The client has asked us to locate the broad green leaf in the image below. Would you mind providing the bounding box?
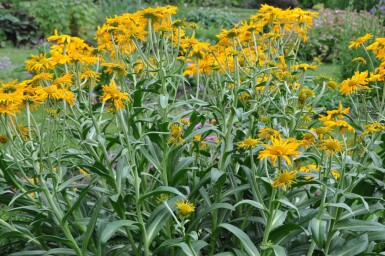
[189,203,234,231]
[100,220,139,245]
[329,234,368,256]
[325,203,354,216]
[340,202,383,220]
[271,245,287,256]
[146,205,171,244]
[334,219,385,232]
[234,199,267,211]
[271,210,287,231]
[138,186,185,204]
[277,198,300,217]
[269,224,304,245]
[368,231,385,241]
[219,223,260,256]
[81,196,105,254]
[309,218,326,249]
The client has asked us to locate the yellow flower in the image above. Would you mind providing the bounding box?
[175,198,195,218]
[299,164,318,180]
[352,57,367,64]
[301,132,316,148]
[168,123,184,145]
[238,92,251,103]
[258,127,281,141]
[319,139,343,155]
[258,137,301,166]
[311,126,330,139]
[0,135,7,144]
[362,122,385,135]
[324,120,355,134]
[331,170,340,179]
[299,87,314,105]
[100,79,130,110]
[291,63,317,71]
[326,80,338,90]
[238,137,260,150]
[349,33,372,49]
[340,71,370,96]
[156,194,170,204]
[272,170,297,190]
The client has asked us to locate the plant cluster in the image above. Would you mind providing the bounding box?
[0,3,40,47]
[1,4,385,256]
[299,8,384,78]
[28,0,98,38]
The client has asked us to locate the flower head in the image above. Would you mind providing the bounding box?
[319,139,343,155]
[168,123,184,145]
[349,34,372,49]
[340,71,370,96]
[272,170,297,190]
[0,135,7,144]
[362,122,385,135]
[238,137,260,150]
[100,79,130,110]
[175,198,195,218]
[258,137,301,166]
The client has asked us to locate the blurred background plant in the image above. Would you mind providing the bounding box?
[299,8,384,79]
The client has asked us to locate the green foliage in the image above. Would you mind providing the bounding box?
[176,7,239,42]
[300,8,384,78]
[0,5,40,47]
[29,0,98,38]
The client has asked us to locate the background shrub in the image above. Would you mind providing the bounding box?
[29,0,98,38]
[299,8,384,78]
[0,3,40,47]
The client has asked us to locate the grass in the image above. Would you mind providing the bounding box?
[0,45,38,82]
[307,64,342,81]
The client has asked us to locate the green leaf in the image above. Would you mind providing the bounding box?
[271,210,287,231]
[334,219,385,232]
[309,218,326,249]
[81,196,105,254]
[189,203,235,231]
[329,234,368,256]
[271,245,287,256]
[62,184,94,225]
[146,204,171,245]
[100,220,139,245]
[234,199,267,211]
[138,186,185,204]
[277,198,300,217]
[325,203,354,217]
[219,223,260,256]
[269,224,304,245]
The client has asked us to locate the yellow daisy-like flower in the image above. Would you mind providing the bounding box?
[238,137,260,150]
[331,170,341,179]
[352,57,367,64]
[156,194,170,204]
[168,123,184,145]
[362,122,385,135]
[326,80,338,90]
[258,137,301,166]
[175,198,195,218]
[100,79,130,110]
[258,127,281,141]
[301,132,316,148]
[324,120,355,134]
[319,139,343,155]
[299,164,318,180]
[272,170,297,190]
[0,135,7,144]
[349,33,372,49]
[340,71,370,96]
